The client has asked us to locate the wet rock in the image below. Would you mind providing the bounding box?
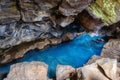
[56,65,76,80]
[4,62,48,80]
[0,0,20,24]
[88,0,120,25]
[19,0,60,22]
[101,39,120,61]
[77,58,118,80]
[59,0,93,16]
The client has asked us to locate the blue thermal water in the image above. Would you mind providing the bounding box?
[0,33,107,78]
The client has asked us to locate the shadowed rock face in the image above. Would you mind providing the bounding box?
[77,10,104,31]
[59,0,93,16]
[19,0,61,22]
[100,21,120,38]
[0,22,83,64]
[0,0,20,24]
[0,0,93,50]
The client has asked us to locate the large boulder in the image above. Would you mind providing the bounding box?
[77,58,119,80]
[4,62,48,80]
[101,39,120,61]
[56,65,76,80]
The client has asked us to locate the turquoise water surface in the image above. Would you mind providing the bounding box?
[0,33,107,78]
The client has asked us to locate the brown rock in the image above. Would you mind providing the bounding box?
[0,39,50,64]
[100,21,120,38]
[0,0,20,24]
[77,10,104,31]
[19,0,60,22]
[56,16,74,27]
[4,62,48,80]
[59,0,93,16]
[101,39,120,61]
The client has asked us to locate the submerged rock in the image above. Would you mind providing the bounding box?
[101,39,120,61]
[4,62,48,80]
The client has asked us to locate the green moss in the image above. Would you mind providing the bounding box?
[88,0,118,25]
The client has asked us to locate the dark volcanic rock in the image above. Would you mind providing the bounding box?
[100,21,120,39]
[59,0,93,16]
[0,19,54,49]
[0,0,20,24]
[19,0,61,22]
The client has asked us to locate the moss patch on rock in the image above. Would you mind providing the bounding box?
[88,0,120,25]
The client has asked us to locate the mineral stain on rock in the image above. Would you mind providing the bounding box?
[0,33,107,78]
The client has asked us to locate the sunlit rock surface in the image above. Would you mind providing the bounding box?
[101,39,120,61]
[77,58,119,80]
[4,62,48,80]
[56,65,75,80]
